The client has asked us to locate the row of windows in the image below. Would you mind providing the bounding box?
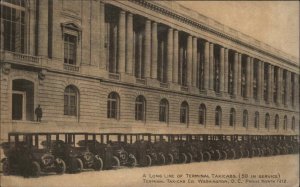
[1,1,297,107]
[63,85,296,130]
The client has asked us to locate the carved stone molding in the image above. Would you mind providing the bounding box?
[38,69,47,80]
[2,63,11,75]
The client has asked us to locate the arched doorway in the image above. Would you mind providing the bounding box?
[12,79,34,121]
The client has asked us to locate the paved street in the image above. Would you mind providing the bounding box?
[1,155,298,187]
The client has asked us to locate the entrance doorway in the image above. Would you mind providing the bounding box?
[12,92,26,120]
[12,79,34,121]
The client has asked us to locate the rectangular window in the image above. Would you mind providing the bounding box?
[64,34,77,65]
[1,2,26,53]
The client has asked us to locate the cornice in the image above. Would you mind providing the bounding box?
[130,0,298,69]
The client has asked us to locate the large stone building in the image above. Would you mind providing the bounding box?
[0,0,299,141]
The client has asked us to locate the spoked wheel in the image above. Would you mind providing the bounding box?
[214,150,221,161]
[112,156,120,169]
[70,158,83,173]
[158,153,166,165]
[2,158,10,176]
[180,153,188,164]
[128,154,137,167]
[243,150,249,158]
[203,152,211,162]
[221,151,227,160]
[197,151,204,162]
[93,155,104,171]
[55,158,66,174]
[167,154,174,165]
[227,150,235,160]
[187,153,193,163]
[145,155,152,167]
[31,161,41,177]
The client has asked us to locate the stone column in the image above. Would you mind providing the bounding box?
[220,47,225,93]
[294,74,299,108]
[173,30,179,83]
[118,10,126,73]
[209,43,214,90]
[268,64,273,103]
[249,57,254,99]
[38,0,48,56]
[144,20,151,78]
[233,53,239,96]
[91,0,101,67]
[192,37,198,87]
[187,35,193,86]
[151,22,157,79]
[224,48,229,94]
[126,13,133,74]
[204,42,210,90]
[285,71,291,106]
[100,2,106,69]
[28,0,36,55]
[167,28,173,82]
[257,61,262,101]
[237,54,242,97]
[260,62,265,101]
[276,68,282,105]
[246,57,251,98]
[0,19,3,50]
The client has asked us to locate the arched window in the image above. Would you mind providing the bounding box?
[243,110,248,128]
[229,108,235,127]
[180,101,189,124]
[265,113,270,129]
[283,115,287,130]
[215,106,222,126]
[291,117,295,131]
[199,104,206,125]
[107,92,119,119]
[135,95,146,121]
[64,85,78,116]
[254,112,259,129]
[159,99,169,122]
[275,114,279,130]
[1,0,26,53]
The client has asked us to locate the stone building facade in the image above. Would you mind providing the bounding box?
[0,0,299,141]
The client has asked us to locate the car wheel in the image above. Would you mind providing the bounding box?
[180,153,187,164]
[71,158,83,173]
[31,161,41,177]
[197,151,204,162]
[2,158,10,176]
[215,150,221,161]
[158,154,166,165]
[112,156,120,169]
[203,151,211,161]
[128,154,137,167]
[222,151,227,160]
[145,155,152,167]
[93,155,103,171]
[167,153,174,164]
[187,153,193,163]
[55,158,66,175]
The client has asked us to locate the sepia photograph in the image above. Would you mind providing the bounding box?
[0,0,299,187]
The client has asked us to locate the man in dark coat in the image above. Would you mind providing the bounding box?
[35,105,43,122]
